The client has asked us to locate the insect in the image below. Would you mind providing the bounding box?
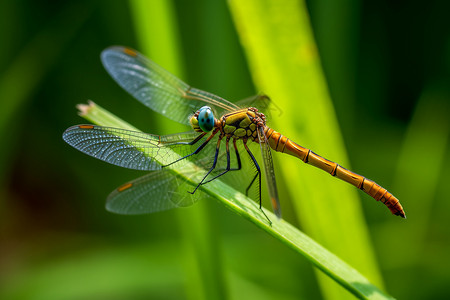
[63,46,406,221]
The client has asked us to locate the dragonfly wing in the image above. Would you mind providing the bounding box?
[235,94,270,111]
[257,127,282,218]
[62,125,202,170]
[235,94,283,119]
[101,46,239,125]
[106,169,205,214]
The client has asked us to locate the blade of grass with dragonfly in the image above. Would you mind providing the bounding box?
[229,0,386,299]
[78,101,394,299]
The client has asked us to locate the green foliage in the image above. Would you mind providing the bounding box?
[1,0,449,299]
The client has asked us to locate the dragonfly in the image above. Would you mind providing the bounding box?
[63,46,406,222]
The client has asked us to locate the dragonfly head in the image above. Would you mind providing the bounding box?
[190,106,215,132]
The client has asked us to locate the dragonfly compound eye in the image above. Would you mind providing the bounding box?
[197,106,215,132]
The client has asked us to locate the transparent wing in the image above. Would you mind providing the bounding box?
[101,46,240,125]
[235,94,270,111]
[106,169,207,214]
[62,124,205,170]
[257,127,282,218]
[106,147,219,215]
[235,94,283,119]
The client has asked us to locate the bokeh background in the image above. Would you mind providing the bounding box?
[1,0,449,299]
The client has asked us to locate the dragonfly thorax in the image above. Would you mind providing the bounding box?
[220,107,266,141]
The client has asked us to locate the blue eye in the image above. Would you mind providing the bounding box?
[198,106,215,132]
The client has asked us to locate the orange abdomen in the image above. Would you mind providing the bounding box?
[264,127,406,218]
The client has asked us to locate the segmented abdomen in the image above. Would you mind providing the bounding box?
[264,127,406,218]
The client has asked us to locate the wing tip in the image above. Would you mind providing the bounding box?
[101,45,139,60]
[271,197,282,219]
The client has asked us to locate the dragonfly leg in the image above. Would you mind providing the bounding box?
[243,140,261,207]
[202,137,242,184]
[245,173,258,197]
[188,135,223,194]
[243,140,271,225]
[243,140,258,197]
[230,138,242,171]
[174,132,208,145]
[163,130,216,168]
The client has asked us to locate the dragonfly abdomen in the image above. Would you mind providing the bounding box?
[264,127,406,218]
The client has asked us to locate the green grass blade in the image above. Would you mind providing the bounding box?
[228,0,386,299]
[129,0,184,78]
[125,1,227,299]
[77,101,394,299]
[388,84,449,267]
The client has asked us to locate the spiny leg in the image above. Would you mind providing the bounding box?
[244,139,258,196]
[243,140,271,224]
[172,132,207,146]
[162,130,215,168]
[202,137,242,184]
[245,173,258,197]
[231,138,242,171]
[188,135,223,194]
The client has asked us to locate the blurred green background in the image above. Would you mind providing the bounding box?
[1,0,449,299]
